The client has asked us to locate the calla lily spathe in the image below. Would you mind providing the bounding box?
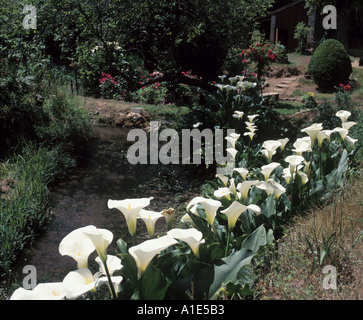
[187,196,222,226]
[220,201,260,231]
[292,140,312,155]
[214,187,232,200]
[233,167,249,180]
[261,140,282,161]
[236,180,259,201]
[62,268,99,300]
[59,226,96,269]
[301,123,323,146]
[167,228,205,257]
[82,226,113,263]
[10,283,65,300]
[108,197,154,237]
[267,179,286,200]
[138,209,164,237]
[261,162,281,181]
[129,235,178,277]
[336,110,351,124]
[285,155,305,175]
[95,255,123,276]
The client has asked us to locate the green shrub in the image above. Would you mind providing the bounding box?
[308,39,352,90]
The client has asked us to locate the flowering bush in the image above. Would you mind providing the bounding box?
[241,42,278,84]
[99,73,118,99]
[302,92,318,109]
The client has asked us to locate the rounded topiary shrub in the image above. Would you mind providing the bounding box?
[308,39,352,90]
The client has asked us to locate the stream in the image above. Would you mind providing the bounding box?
[11,125,203,286]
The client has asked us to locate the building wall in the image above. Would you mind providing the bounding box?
[272,1,309,52]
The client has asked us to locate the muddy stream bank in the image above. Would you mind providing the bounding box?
[10,125,203,287]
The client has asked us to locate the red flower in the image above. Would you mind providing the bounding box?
[344,85,351,91]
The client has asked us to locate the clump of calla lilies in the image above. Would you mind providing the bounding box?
[10,109,358,300]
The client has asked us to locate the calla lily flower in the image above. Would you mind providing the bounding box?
[221,202,261,231]
[226,147,238,160]
[233,111,244,119]
[282,168,292,184]
[261,162,281,181]
[229,178,237,196]
[59,226,96,269]
[345,135,358,147]
[261,140,282,161]
[167,228,205,257]
[333,127,349,140]
[138,209,164,237]
[336,110,351,123]
[215,173,229,186]
[95,255,123,276]
[220,201,249,231]
[129,235,178,277]
[97,276,123,295]
[297,170,309,185]
[214,187,232,200]
[292,140,312,155]
[342,121,357,130]
[82,226,113,263]
[256,181,274,196]
[301,123,323,146]
[316,131,328,148]
[108,197,154,237]
[321,130,334,142]
[277,138,289,150]
[236,180,259,201]
[245,122,258,133]
[267,179,286,200]
[10,283,65,300]
[62,268,99,300]
[234,167,249,180]
[247,114,259,122]
[244,131,255,140]
[161,208,175,230]
[181,213,194,224]
[187,197,222,226]
[285,155,305,175]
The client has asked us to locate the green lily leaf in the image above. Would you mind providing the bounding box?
[241,224,267,252]
[208,248,255,299]
[140,264,171,300]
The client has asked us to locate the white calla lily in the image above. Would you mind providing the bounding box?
[333,127,349,140]
[277,138,289,150]
[261,140,282,161]
[59,226,96,269]
[301,123,323,146]
[256,181,274,196]
[10,283,65,300]
[138,209,164,237]
[342,121,357,130]
[167,228,205,257]
[336,110,351,123]
[233,111,244,119]
[107,197,153,237]
[186,196,222,226]
[285,155,305,175]
[214,187,232,200]
[292,140,312,155]
[236,180,260,201]
[267,179,286,200]
[220,201,249,230]
[215,173,229,186]
[62,268,99,300]
[247,114,259,122]
[129,235,178,277]
[82,226,113,263]
[226,147,238,160]
[261,162,281,181]
[95,255,123,276]
[233,167,249,180]
[345,135,358,147]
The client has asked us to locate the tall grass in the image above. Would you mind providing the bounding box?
[0,144,75,276]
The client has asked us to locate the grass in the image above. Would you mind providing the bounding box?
[256,168,363,300]
[0,144,75,278]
